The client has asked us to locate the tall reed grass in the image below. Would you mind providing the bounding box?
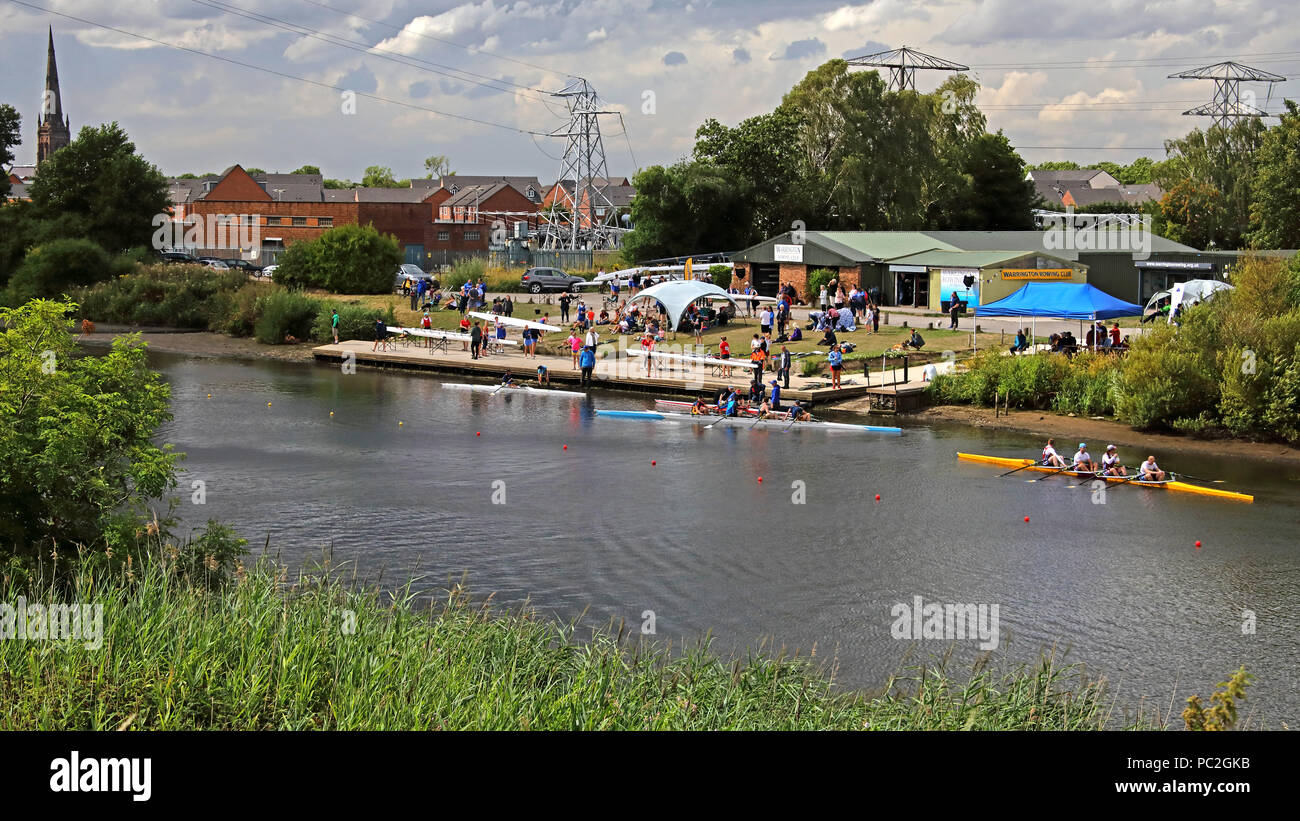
[0,555,1157,731]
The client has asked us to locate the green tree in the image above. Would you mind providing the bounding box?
[0,202,35,287]
[954,131,1037,230]
[622,162,754,261]
[1155,121,1264,249]
[4,238,112,305]
[424,155,453,178]
[291,164,321,176]
[1248,99,1300,249]
[27,122,169,253]
[245,167,266,176]
[0,298,177,566]
[323,178,354,189]
[0,103,20,199]
[1028,161,1081,171]
[362,165,403,188]
[273,223,401,293]
[693,107,807,241]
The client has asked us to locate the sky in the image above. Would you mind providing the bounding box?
[1,0,1297,182]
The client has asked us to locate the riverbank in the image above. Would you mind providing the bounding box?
[78,329,317,363]
[899,403,1300,465]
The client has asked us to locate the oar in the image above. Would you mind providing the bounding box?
[1028,464,1075,482]
[1167,471,1225,484]
[997,459,1045,478]
[490,380,511,395]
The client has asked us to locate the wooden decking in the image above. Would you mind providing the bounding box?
[312,338,925,410]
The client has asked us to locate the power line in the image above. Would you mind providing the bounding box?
[188,0,555,101]
[7,0,547,136]
[968,50,1300,70]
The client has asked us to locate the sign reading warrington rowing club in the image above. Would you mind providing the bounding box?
[774,244,803,262]
[1001,269,1073,280]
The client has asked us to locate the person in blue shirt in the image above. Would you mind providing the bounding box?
[769,379,782,410]
[827,344,844,389]
[579,345,596,388]
[723,387,739,417]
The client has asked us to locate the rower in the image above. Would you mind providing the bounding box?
[1140,455,1167,481]
[500,371,514,387]
[757,398,774,419]
[1041,437,1066,467]
[786,400,811,422]
[1100,444,1126,476]
[1071,442,1096,473]
[723,388,740,417]
[689,397,709,415]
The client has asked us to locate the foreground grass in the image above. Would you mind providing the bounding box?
[0,559,1157,730]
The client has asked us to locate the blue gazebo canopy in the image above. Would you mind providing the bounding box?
[975,282,1142,320]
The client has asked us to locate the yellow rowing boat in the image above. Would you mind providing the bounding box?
[956,453,1254,503]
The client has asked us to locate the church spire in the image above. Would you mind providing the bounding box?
[37,26,71,165]
[43,25,64,124]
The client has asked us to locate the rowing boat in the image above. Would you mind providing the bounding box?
[597,409,902,434]
[442,383,584,397]
[655,399,759,415]
[956,452,1253,503]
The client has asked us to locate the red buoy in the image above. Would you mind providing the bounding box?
[476,431,481,437]
[1195,541,1202,548]
[651,460,656,466]
[875,494,881,501]
[1024,516,1030,522]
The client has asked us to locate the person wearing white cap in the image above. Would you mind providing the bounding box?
[1071,442,1096,473]
[1100,444,1126,476]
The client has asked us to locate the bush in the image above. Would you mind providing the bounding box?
[709,264,732,290]
[442,257,487,293]
[5,238,113,304]
[272,224,401,294]
[807,268,835,302]
[75,263,248,329]
[254,289,323,344]
[310,302,393,342]
[216,282,264,337]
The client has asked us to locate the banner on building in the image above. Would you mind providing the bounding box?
[1001,268,1074,280]
[939,268,979,304]
[774,244,803,263]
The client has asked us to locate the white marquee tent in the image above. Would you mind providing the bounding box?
[626,280,743,331]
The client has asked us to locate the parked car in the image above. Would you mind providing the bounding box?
[224,258,263,274]
[197,257,231,270]
[260,264,278,279]
[158,251,198,265]
[394,263,431,292]
[520,267,586,294]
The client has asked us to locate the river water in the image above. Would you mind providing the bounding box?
[152,352,1300,725]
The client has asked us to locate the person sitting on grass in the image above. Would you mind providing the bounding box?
[903,328,925,350]
[788,325,803,342]
[819,326,838,347]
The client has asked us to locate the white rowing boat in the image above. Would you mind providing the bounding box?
[442,383,584,397]
[595,408,901,434]
[625,350,758,369]
[467,312,564,332]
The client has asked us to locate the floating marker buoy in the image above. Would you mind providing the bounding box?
[1024,516,1030,522]
[1195,541,1202,548]
[267,402,272,407]
[651,460,656,466]
[206,393,211,398]
[476,431,481,437]
[563,445,567,450]
[757,476,763,483]
[329,411,334,417]
[398,421,403,426]
[875,494,881,501]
